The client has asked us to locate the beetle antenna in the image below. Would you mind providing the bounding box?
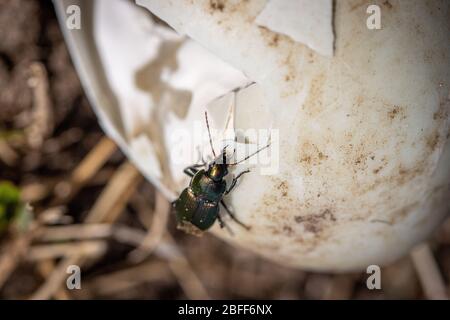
[232,136,237,161]
[222,145,228,164]
[204,111,217,158]
[228,142,271,166]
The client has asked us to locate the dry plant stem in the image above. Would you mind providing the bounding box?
[77,261,173,298]
[322,275,356,300]
[129,191,170,262]
[51,136,117,206]
[165,234,210,300]
[20,182,50,203]
[437,217,450,244]
[27,241,108,261]
[38,223,181,261]
[132,192,209,299]
[34,136,117,298]
[411,243,448,300]
[0,140,19,166]
[30,254,81,300]
[86,162,143,223]
[27,62,53,149]
[0,225,41,289]
[36,260,71,300]
[39,224,113,242]
[20,137,116,205]
[30,162,142,300]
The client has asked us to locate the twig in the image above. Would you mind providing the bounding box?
[411,242,448,300]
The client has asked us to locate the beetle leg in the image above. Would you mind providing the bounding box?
[217,212,235,235]
[183,167,196,177]
[225,169,250,194]
[220,200,250,230]
[217,214,225,228]
[183,164,204,177]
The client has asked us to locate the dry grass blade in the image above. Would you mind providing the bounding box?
[38,223,180,262]
[129,191,170,262]
[165,234,210,300]
[20,182,49,203]
[36,260,71,300]
[30,161,142,299]
[0,226,40,289]
[52,136,117,205]
[26,62,53,149]
[411,243,448,300]
[0,139,19,166]
[27,241,108,261]
[39,224,112,242]
[69,137,116,187]
[30,254,81,300]
[129,189,210,299]
[78,261,173,298]
[86,162,142,223]
[34,137,117,297]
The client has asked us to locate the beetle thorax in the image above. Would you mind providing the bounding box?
[207,163,228,181]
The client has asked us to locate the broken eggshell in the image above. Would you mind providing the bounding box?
[55,0,450,271]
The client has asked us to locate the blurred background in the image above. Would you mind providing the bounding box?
[0,0,449,299]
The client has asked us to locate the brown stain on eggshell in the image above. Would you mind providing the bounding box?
[387,105,406,120]
[294,209,337,235]
[390,201,419,224]
[257,26,281,48]
[254,176,338,253]
[203,0,315,99]
[184,0,450,267]
[297,141,329,177]
[383,1,393,9]
[302,73,326,117]
[209,0,225,12]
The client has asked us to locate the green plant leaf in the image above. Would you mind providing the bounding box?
[0,181,22,233]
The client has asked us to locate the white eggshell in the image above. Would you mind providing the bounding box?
[56,0,450,271]
[137,0,450,271]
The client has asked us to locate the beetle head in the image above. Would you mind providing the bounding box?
[208,163,228,181]
[208,147,229,181]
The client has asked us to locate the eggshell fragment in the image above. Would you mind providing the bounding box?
[56,0,450,271]
[137,0,450,271]
[255,0,334,56]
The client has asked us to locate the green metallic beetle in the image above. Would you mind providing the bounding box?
[173,112,269,235]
